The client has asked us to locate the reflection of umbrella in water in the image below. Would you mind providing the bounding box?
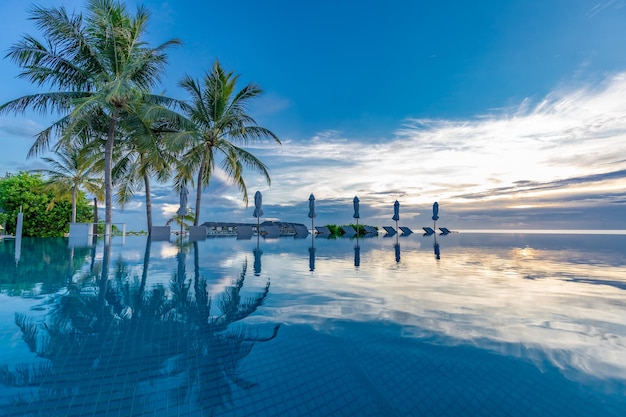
[354,244,360,267]
[308,246,316,271]
[176,240,186,281]
[394,242,400,263]
[433,234,441,260]
[15,211,23,265]
[432,202,439,231]
[253,246,263,276]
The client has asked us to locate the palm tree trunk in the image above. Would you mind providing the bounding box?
[194,162,204,227]
[93,197,99,237]
[71,186,77,223]
[104,109,119,228]
[144,172,153,233]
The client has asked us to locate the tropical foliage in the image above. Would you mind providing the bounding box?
[34,142,103,223]
[0,0,182,228]
[169,59,281,225]
[1,1,281,235]
[326,224,374,236]
[0,172,92,237]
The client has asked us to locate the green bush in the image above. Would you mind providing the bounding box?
[0,172,92,237]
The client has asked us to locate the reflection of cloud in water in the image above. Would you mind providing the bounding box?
[260,242,626,382]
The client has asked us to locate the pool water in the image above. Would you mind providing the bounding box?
[1,232,625,416]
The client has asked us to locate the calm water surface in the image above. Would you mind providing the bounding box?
[1,232,625,416]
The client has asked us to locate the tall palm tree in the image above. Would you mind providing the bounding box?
[170,60,281,226]
[0,0,181,229]
[112,115,178,233]
[34,142,103,223]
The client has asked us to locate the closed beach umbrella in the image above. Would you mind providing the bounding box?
[353,196,360,219]
[392,200,400,233]
[253,191,264,218]
[253,191,263,241]
[308,194,316,219]
[432,201,439,230]
[177,186,188,216]
[392,200,400,221]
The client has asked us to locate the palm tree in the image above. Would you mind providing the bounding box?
[170,60,281,226]
[112,116,178,233]
[0,0,181,229]
[34,142,102,223]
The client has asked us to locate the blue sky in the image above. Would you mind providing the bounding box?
[1,0,626,231]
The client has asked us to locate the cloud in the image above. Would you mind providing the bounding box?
[586,0,625,18]
[227,72,626,229]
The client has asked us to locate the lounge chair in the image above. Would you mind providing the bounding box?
[262,225,281,238]
[422,227,435,236]
[383,226,397,236]
[236,225,253,240]
[293,224,309,237]
[399,226,413,235]
[151,226,171,241]
[341,226,356,237]
[315,226,332,236]
[363,225,378,235]
[189,226,207,241]
[439,227,451,235]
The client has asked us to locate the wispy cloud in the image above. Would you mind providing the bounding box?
[231,73,626,228]
[586,0,625,18]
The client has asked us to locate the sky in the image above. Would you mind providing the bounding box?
[1,0,626,231]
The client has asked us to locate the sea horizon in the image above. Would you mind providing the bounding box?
[454,229,626,235]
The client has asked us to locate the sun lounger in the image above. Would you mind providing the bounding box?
[383,226,397,236]
[262,225,281,238]
[422,227,435,235]
[363,225,378,235]
[151,226,171,241]
[399,226,413,235]
[189,226,207,241]
[236,225,253,240]
[293,224,309,237]
[439,227,451,235]
[315,226,332,236]
[341,226,356,237]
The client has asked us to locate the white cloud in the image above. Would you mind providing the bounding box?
[244,73,626,221]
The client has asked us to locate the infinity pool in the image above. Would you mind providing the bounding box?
[1,232,625,416]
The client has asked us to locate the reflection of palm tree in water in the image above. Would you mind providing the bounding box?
[0,238,279,416]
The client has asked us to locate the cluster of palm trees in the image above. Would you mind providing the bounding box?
[0,0,280,234]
